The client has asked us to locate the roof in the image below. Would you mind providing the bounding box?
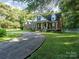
[55,13,61,20]
[46,15,51,21]
[33,13,61,22]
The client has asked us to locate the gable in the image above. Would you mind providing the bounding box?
[51,14,56,21]
[37,16,47,21]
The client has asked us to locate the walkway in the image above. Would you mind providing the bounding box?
[0,32,45,59]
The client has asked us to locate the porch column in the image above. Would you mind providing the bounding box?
[41,23,43,31]
[35,23,37,30]
[46,22,48,30]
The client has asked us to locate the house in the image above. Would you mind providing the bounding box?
[25,13,62,32]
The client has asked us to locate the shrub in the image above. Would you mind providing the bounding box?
[0,20,20,29]
[12,22,20,28]
[0,28,6,37]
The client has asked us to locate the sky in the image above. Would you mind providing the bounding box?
[47,0,60,12]
[0,0,27,9]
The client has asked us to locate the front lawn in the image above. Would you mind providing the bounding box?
[28,32,79,59]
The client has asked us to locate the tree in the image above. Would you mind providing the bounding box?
[0,2,20,22]
[13,0,59,12]
[0,3,29,29]
[59,0,79,29]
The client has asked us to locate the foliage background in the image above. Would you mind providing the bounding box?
[0,3,35,29]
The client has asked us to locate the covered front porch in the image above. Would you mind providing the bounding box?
[34,21,56,31]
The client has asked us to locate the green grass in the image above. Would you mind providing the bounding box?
[0,32,21,41]
[0,29,24,41]
[28,32,79,59]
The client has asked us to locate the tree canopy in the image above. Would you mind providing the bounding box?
[13,0,55,12]
[59,0,79,29]
[0,2,20,22]
[0,2,35,29]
